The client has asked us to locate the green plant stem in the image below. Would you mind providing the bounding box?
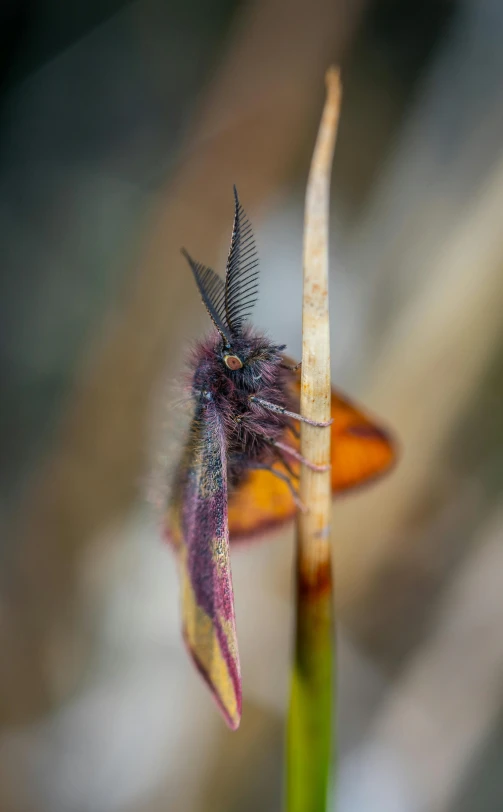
[287,570,334,811]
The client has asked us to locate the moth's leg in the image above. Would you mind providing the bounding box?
[280,360,302,372]
[272,446,300,480]
[250,463,307,513]
[273,439,331,473]
[249,395,332,428]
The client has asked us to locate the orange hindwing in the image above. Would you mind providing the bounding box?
[228,367,396,541]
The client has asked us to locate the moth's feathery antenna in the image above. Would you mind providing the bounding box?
[181,248,231,345]
[224,186,260,335]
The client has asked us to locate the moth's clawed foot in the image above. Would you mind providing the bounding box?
[301,416,333,428]
[273,440,331,473]
[305,460,331,473]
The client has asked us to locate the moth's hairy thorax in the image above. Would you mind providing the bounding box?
[189,327,292,483]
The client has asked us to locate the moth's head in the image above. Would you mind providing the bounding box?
[217,336,249,374]
[217,331,285,382]
[219,336,263,372]
[218,332,259,373]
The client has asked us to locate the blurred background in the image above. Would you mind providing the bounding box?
[1,0,503,809]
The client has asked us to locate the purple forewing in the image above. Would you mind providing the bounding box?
[177,400,242,729]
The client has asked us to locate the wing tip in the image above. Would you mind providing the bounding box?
[225,703,242,731]
[184,632,242,731]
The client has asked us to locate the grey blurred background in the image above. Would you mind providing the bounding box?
[1,0,503,810]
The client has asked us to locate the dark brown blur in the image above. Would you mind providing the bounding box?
[1,1,503,810]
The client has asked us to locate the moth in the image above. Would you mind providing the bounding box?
[167,187,395,729]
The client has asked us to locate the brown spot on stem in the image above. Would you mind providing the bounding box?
[297,557,333,601]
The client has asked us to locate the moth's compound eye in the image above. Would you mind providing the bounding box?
[224,355,243,371]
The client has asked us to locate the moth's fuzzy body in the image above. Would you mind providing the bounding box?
[188,326,294,489]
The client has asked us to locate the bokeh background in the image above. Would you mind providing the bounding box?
[1,1,503,810]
